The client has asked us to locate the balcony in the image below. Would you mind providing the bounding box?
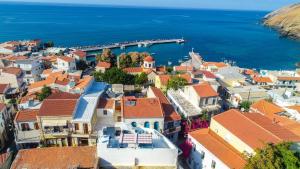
[164,126,181,135]
[43,128,70,138]
[15,130,40,144]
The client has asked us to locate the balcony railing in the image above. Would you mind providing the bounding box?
[43,128,70,136]
[164,126,181,134]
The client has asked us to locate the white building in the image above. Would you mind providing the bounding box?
[57,56,76,72]
[97,124,179,168]
[122,97,164,132]
[14,59,43,84]
[14,109,40,149]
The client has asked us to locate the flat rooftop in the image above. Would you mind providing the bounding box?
[167,89,202,117]
[72,82,107,123]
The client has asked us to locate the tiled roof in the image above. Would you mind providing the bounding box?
[0,103,5,112]
[253,76,273,83]
[58,56,75,63]
[213,109,282,149]
[0,152,10,167]
[192,83,218,98]
[201,70,217,79]
[150,87,181,122]
[2,67,22,75]
[202,62,227,68]
[144,55,154,62]
[74,76,93,90]
[5,55,28,61]
[0,84,9,94]
[277,76,300,81]
[250,100,284,116]
[10,146,97,169]
[251,100,300,137]
[96,62,111,68]
[73,50,87,58]
[189,128,246,169]
[15,109,38,122]
[158,74,192,86]
[243,113,300,142]
[122,97,164,119]
[97,98,114,109]
[123,67,143,73]
[174,66,193,72]
[38,92,79,117]
[42,68,52,75]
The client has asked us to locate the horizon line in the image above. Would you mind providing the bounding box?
[0,1,271,12]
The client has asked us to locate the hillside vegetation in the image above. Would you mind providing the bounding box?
[264,3,300,39]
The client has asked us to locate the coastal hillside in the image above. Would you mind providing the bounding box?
[264,3,300,39]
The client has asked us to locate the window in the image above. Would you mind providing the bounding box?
[211,160,216,169]
[131,122,137,127]
[201,151,205,159]
[74,123,79,130]
[34,123,39,130]
[103,110,107,115]
[154,121,159,130]
[21,123,30,131]
[212,98,216,105]
[205,98,209,104]
[83,123,89,134]
[144,121,150,128]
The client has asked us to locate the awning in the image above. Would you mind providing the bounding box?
[42,120,67,126]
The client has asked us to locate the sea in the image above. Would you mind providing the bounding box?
[1,2,300,70]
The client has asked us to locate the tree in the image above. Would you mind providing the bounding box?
[93,67,135,85]
[119,54,133,68]
[245,142,300,169]
[44,41,54,48]
[37,86,52,101]
[167,76,187,90]
[134,72,148,85]
[76,60,88,70]
[240,101,251,111]
[96,48,116,65]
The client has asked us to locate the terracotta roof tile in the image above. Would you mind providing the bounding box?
[253,76,273,83]
[0,84,9,94]
[0,152,10,167]
[15,109,38,122]
[122,97,164,119]
[277,76,300,81]
[213,109,281,149]
[0,103,5,112]
[2,67,22,75]
[150,87,181,122]
[73,50,87,58]
[243,113,300,142]
[97,98,114,109]
[74,76,93,90]
[201,70,217,79]
[38,92,79,117]
[189,128,246,169]
[11,146,97,169]
[58,56,75,63]
[202,62,227,68]
[174,66,193,72]
[96,62,111,68]
[144,55,154,62]
[250,100,284,116]
[192,83,218,98]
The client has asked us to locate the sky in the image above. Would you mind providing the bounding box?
[0,0,299,11]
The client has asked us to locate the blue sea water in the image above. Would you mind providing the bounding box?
[1,2,300,70]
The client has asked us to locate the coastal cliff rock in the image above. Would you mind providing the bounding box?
[264,3,300,39]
